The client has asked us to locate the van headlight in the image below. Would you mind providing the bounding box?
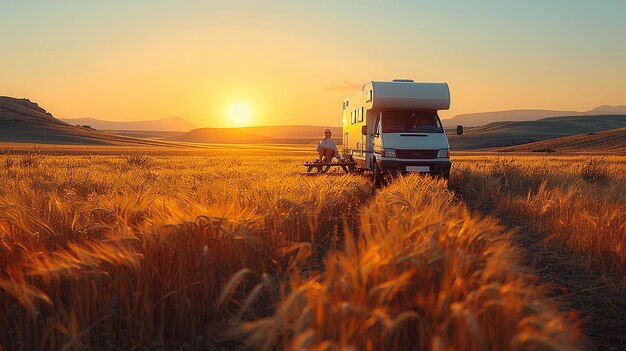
[437,149,450,158]
[381,148,396,158]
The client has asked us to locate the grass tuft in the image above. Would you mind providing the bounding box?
[580,157,610,184]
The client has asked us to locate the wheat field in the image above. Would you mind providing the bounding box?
[451,155,626,277]
[0,150,623,350]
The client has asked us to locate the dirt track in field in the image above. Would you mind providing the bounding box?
[510,223,626,351]
[456,189,626,351]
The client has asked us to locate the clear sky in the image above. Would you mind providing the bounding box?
[1,0,625,127]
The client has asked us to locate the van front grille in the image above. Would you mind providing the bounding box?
[395,149,438,159]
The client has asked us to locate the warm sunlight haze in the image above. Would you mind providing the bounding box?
[1,1,625,127]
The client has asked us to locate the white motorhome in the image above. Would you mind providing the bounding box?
[342,79,461,185]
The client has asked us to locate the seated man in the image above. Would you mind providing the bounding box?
[316,129,339,162]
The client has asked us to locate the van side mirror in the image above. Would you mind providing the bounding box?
[456,125,464,135]
[361,125,368,136]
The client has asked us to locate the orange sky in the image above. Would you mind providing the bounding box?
[1,1,625,127]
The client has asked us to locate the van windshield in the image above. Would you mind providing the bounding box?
[381,110,443,133]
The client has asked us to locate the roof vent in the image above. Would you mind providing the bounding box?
[392,79,414,83]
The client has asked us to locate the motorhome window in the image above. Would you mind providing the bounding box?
[381,111,443,133]
[358,107,364,122]
[374,113,381,134]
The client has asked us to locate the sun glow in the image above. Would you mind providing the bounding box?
[227,102,253,127]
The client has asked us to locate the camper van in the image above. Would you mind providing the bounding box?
[342,80,461,186]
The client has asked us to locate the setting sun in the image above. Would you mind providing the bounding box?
[227,102,253,127]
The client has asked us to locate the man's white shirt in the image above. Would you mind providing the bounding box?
[316,138,339,156]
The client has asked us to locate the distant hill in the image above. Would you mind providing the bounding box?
[105,130,186,140]
[447,115,626,150]
[60,116,197,132]
[175,125,342,144]
[0,96,178,146]
[587,105,626,115]
[239,125,342,139]
[442,105,626,127]
[175,128,276,144]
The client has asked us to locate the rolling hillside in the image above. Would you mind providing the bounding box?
[442,105,626,127]
[174,128,277,144]
[448,115,626,150]
[175,125,342,144]
[496,127,626,153]
[0,97,179,146]
[240,125,342,139]
[6,96,623,151]
[101,130,186,140]
[60,116,197,132]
